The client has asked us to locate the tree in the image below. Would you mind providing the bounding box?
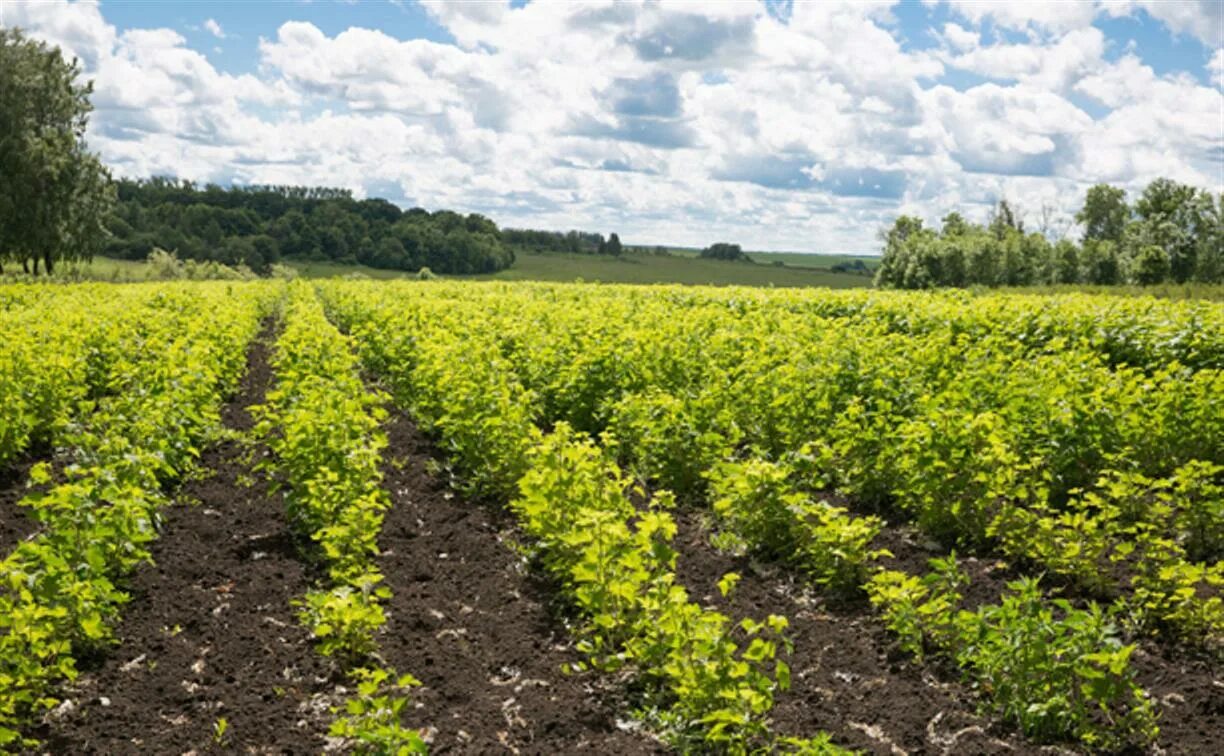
[940,212,970,238]
[1133,178,1209,282]
[0,28,114,274]
[607,232,622,256]
[1195,193,1223,283]
[988,199,1023,239]
[1131,245,1170,285]
[699,242,745,261]
[1080,239,1120,285]
[875,216,936,288]
[1053,239,1080,284]
[1076,184,1129,243]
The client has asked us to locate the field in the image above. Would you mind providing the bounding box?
[664,248,880,270]
[0,280,1220,754]
[474,251,873,287]
[44,252,876,289]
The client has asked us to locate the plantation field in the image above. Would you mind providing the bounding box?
[0,280,1220,754]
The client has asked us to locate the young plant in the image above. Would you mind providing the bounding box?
[329,667,427,754]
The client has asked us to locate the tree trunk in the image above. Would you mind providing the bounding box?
[32,257,40,275]
[43,252,54,275]
[22,259,30,275]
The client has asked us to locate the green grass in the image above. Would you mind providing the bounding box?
[23,254,872,289]
[655,247,879,270]
[284,259,420,280]
[743,251,879,270]
[472,251,874,288]
[13,255,1222,299]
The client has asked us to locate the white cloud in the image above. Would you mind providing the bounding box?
[1101,1,1222,47]
[942,22,979,53]
[940,27,1108,91]
[940,0,1223,47]
[4,0,1221,252]
[203,18,224,39]
[1210,48,1224,87]
[937,0,1099,34]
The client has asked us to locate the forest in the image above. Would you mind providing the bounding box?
[103,178,515,275]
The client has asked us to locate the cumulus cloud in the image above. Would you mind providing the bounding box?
[3,0,1222,252]
[1210,48,1224,87]
[203,18,224,39]
[1101,0,1223,47]
[936,0,1099,34]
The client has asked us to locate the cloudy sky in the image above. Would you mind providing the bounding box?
[4,1,1222,252]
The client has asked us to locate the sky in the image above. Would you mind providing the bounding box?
[3,1,1222,253]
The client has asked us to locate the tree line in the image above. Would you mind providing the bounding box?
[107,178,515,275]
[876,180,1223,289]
[502,228,623,256]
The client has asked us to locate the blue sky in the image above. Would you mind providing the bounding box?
[5,0,1222,252]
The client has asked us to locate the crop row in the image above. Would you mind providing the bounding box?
[320,280,1221,749]
[254,282,426,752]
[0,283,275,748]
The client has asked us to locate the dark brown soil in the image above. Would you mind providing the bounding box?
[375,411,666,754]
[1132,647,1223,755]
[870,523,1022,613]
[671,510,1060,755]
[30,325,337,755]
[0,453,42,553]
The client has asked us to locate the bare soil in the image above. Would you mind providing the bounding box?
[0,452,42,553]
[374,411,665,754]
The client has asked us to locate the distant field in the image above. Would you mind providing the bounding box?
[657,247,880,269]
[473,251,874,288]
[44,258,1224,300]
[744,251,879,270]
[64,254,872,289]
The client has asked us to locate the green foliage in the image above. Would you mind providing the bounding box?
[867,557,966,660]
[956,580,1157,749]
[108,177,513,275]
[256,282,392,653]
[1131,245,1171,285]
[329,667,428,754]
[876,179,1221,289]
[146,249,258,280]
[253,282,429,747]
[706,458,887,594]
[1077,184,1129,243]
[0,28,114,276]
[298,581,389,662]
[992,462,1224,651]
[324,285,826,751]
[514,427,792,750]
[870,565,1158,748]
[610,388,739,499]
[700,242,747,261]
